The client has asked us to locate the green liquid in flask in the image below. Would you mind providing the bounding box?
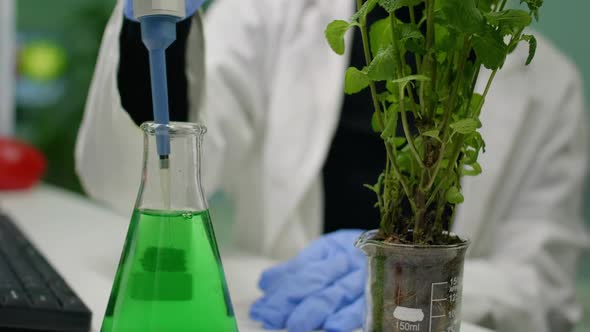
[101,209,238,332]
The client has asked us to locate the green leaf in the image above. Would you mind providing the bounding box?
[369,18,392,57]
[521,34,537,65]
[463,149,478,165]
[397,151,412,171]
[422,129,440,141]
[473,29,507,70]
[378,0,423,13]
[392,137,407,148]
[434,24,453,52]
[405,39,426,54]
[345,67,370,94]
[484,10,532,33]
[385,80,399,98]
[381,104,399,139]
[399,24,424,54]
[371,111,382,133]
[462,162,482,176]
[478,0,496,12]
[352,0,378,22]
[368,45,397,81]
[450,118,481,134]
[446,186,465,204]
[441,0,485,33]
[466,131,486,153]
[390,75,430,96]
[391,74,430,92]
[363,184,379,194]
[399,24,424,42]
[325,20,352,55]
[520,0,544,21]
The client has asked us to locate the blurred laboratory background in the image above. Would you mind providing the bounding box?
[3,0,590,330]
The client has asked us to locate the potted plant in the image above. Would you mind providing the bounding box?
[325,0,543,331]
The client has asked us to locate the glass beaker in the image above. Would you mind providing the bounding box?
[356,230,469,332]
[101,122,238,332]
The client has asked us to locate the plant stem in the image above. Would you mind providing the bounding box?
[414,172,429,242]
[428,37,470,190]
[441,37,470,131]
[409,6,422,73]
[420,0,437,119]
[357,0,385,130]
[381,157,390,217]
[434,137,464,228]
[354,0,416,218]
[401,108,423,166]
[426,177,448,208]
[425,0,435,51]
[386,144,417,213]
[466,62,483,116]
[390,13,425,169]
[425,0,438,119]
[424,141,446,190]
[372,256,386,332]
[475,69,497,117]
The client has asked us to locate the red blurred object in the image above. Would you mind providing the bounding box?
[0,137,46,190]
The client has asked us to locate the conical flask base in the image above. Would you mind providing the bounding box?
[101,209,238,331]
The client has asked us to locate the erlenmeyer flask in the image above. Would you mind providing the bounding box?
[101,122,238,332]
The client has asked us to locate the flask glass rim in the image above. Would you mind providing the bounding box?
[141,121,207,137]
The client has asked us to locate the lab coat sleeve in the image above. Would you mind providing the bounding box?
[197,0,268,195]
[461,74,590,331]
[75,0,143,217]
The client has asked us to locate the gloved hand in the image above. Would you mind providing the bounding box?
[124,0,205,21]
[250,230,367,332]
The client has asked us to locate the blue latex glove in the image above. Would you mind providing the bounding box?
[124,0,204,21]
[250,230,367,332]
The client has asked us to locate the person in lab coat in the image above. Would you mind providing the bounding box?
[76,0,590,331]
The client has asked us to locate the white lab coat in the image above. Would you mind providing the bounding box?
[76,0,590,331]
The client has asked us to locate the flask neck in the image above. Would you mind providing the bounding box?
[136,122,208,212]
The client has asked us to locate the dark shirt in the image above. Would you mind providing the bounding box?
[322,6,390,233]
[118,18,192,125]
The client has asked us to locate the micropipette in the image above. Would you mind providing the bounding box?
[133,0,186,170]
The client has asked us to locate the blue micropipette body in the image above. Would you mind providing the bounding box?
[139,16,179,165]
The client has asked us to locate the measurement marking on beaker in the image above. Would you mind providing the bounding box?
[431,298,447,302]
[430,314,446,318]
[429,282,449,332]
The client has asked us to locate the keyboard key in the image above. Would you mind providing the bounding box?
[24,248,60,282]
[0,280,20,291]
[10,260,37,276]
[29,290,59,310]
[1,289,28,307]
[23,280,45,292]
[50,279,74,297]
[61,296,88,313]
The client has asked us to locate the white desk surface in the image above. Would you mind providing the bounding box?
[0,185,492,332]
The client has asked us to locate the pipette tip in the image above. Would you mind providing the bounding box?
[159,155,170,170]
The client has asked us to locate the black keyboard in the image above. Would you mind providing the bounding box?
[0,214,91,331]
